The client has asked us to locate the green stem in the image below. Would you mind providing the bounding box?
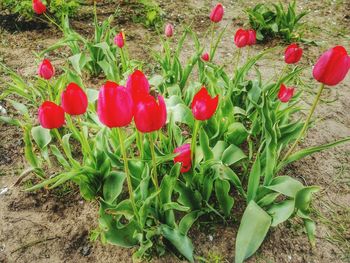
[190,120,201,171]
[119,48,127,73]
[76,116,93,159]
[148,133,160,192]
[136,131,144,159]
[117,128,139,223]
[282,83,325,162]
[232,48,242,79]
[209,23,215,60]
[47,80,53,101]
[43,13,63,32]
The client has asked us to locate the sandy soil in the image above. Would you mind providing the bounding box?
[0,0,350,262]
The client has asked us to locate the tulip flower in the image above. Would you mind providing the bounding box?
[32,0,46,15]
[38,59,54,80]
[134,95,167,133]
[201,52,210,62]
[38,101,65,129]
[278,84,295,103]
[313,46,350,86]
[174,144,191,173]
[114,32,125,48]
[191,87,219,121]
[234,29,249,48]
[165,23,174,37]
[210,3,224,23]
[126,70,150,103]
[284,43,303,64]
[247,29,256,46]
[97,81,133,128]
[61,83,88,115]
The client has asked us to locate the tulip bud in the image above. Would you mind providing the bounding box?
[61,83,88,115]
[165,23,174,38]
[234,29,249,48]
[284,43,303,64]
[247,29,257,46]
[313,46,350,86]
[191,87,219,121]
[38,101,65,129]
[278,84,295,103]
[174,144,191,173]
[134,95,167,133]
[38,59,54,80]
[97,81,133,128]
[210,3,224,23]
[114,32,124,48]
[32,0,46,15]
[126,70,150,103]
[201,52,210,62]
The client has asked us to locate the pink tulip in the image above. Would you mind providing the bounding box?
[165,23,174,37]
[114,32,125,48]
[201,52,210,62]
[234,29,249,48]
[210,3,224,23]
[38,59,55,80]
[278,84,295,103]
[284,43,303,64]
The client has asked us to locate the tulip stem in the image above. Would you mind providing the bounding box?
[209,23,215,61]
[52,128,79,169]
[76,116,93,159]
[136,131,144,159]
[116,128,139,224]
[43,13,63,32]
[233,48,242,78]
[46,80,53,101]
[282,83,325,162]
[148,133,160,193]
[190,120,201,171]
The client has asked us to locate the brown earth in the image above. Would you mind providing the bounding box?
[0,0,350,262]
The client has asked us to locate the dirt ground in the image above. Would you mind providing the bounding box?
[0,0,350,262]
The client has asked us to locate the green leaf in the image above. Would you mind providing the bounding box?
[247,155,261,202]
[225,122,249,146]
[199,129,213,161]
[163,202,190,212]
[265,176,303,198]
[103,171,126,204]
[215,179,234,216]
[304,219,316,247]
[6,99,28,116]
[221,144,247,166]
[235,201,271,263]
[50,145,70,169]
[179,210,204,235]
[278,137,350,170]
[295,186,320,213]
[160,225,194,262]
[31,126,52,149]
[86,88,99,103]
[268,199,295,227]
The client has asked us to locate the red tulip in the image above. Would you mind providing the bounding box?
[278,84,295,103]
[61,83,88,115]
[247,29,256,46]
[134,95,167,133]
[38,101,65,129]
[191,87,219,121]
[165,23,174,37]
[313,46,350,86]
[201,52,210,62]
[284,43,303,64]
[210,3,224,23]
[126,70,150,103]
[97,81,133,128]
[32,0,46,15]
[38,59,54,80]
[114,32,124,48]
[234,29,249,48]
[174,144,191,173]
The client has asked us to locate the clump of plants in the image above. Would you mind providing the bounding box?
[245,0,308,42]
[0,0,80,21]
[1,2,350,263]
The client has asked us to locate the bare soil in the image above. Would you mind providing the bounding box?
[1,0,350,262]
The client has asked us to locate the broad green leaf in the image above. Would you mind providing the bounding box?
[50,145,70,169]
[304,219,316,247]
[160,225,194,262]
[31,126,51,149]
[212,141,227,160]
[213,164,245,197]
[199,129,213,161]
[24,126,39,168]
[247,155,261,202]
[265,176,303,198]
[235,201,271,263]
[295,186,320,213]
[163,202,190,212]
[6,99,28,116]
[103,171,126,204]
[225,122,249,146]
[221,144,247,166]
[87,88,99,103]
[179,210,204,235]
[268,199,295,227]
[215,179,234,216]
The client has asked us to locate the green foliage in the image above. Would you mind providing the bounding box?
[0,0,80,21]
[246,0,308,42]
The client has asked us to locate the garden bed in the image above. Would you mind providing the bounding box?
[0,0,349,262]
